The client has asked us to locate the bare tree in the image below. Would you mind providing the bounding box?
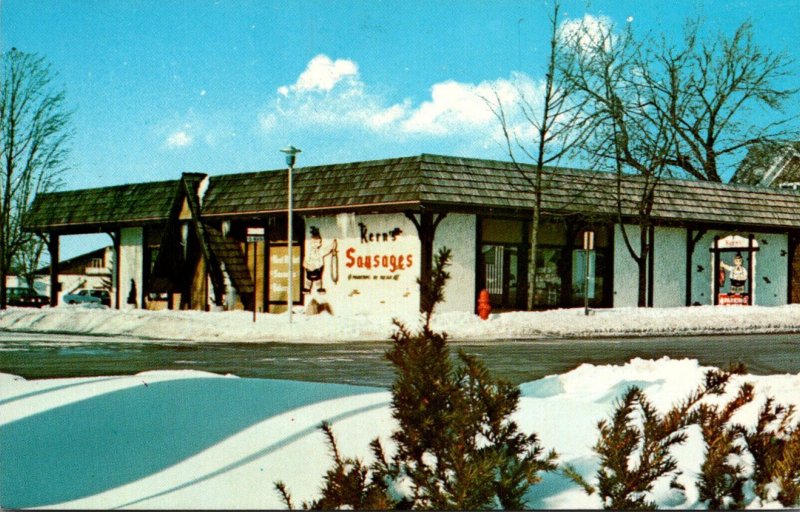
[0,49,71,308]
[11,237,46,289]
[486,0,594,309]
[646,20,798,182]
[560,19,675,307]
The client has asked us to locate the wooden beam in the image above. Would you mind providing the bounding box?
[182,176,225,306]
[404,210,448,308]
[47,234,59,307]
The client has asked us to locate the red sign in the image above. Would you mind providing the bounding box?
[719,294,749,306]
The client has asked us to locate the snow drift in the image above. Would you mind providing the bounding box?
[1,358,799,509]
[1,303,800,342]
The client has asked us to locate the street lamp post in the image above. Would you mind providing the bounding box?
[280,145,302,323]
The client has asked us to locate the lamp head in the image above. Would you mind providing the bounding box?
[280,145,302,167]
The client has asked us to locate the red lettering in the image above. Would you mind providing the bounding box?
[342,247,414,273]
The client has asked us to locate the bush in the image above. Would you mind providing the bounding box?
[695,372,754,509]
[579,363,800,510]
[275,248,557,509]
[739,398,800,506]
[589,367,748,509]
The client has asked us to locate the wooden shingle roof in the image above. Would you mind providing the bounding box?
[23,154,800,233]
[201,156,423,217]
[25,179,180,233]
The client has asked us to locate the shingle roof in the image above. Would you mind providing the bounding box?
[732,142,800,186]
[25,179,180,233]
[201,156,422,217]
[23,154,800,233]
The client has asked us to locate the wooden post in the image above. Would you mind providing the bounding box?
[713,236,720,305]
[405,211,447,310]
[47,233,59,307]
[111,230,121,309]
[748,234,755,305]
[253,241,257,322]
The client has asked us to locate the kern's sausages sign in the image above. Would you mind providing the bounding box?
[345,223,413,275]
[302,213,420,315]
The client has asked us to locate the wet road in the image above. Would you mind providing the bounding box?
[0,331,798,387]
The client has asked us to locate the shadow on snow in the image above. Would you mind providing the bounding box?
[0,377,378,509]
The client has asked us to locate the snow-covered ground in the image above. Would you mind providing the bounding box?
[2,358,799,509]
[1,303,800,342]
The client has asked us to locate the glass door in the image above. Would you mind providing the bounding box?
[480,244,520,310]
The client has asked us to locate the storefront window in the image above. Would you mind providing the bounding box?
[481,245,519,309]
[481,218,611,310]
[533,247,563,306]
[482,218,523,244]
[571,249,606,306]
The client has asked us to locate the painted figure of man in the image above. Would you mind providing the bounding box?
[720,253,748,294]
[303,226,337,294]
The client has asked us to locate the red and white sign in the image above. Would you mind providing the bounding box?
[718,294,749,306]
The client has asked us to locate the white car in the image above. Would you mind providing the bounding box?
[63,289,111,306]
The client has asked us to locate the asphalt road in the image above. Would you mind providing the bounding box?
[0,331,798,387]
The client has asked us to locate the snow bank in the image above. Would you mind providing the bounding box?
[1,303,800,342]
[1,358,798,509]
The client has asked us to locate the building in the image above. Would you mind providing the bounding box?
[23,154,800,315]
[6,246,113,301]
[733,142,800,189]
[33,246,114,302]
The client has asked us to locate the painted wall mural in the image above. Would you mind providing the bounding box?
[302,213,420,316]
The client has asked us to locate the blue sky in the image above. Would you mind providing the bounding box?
[2,0,799,258]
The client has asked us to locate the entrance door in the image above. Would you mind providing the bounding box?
[480,244,520,310]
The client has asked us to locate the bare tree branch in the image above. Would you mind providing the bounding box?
[0,50,71,308]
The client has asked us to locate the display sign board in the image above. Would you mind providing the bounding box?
[712,234,758,306]
[246,227,265,243]
[583,230,595,251]
[268,246,301,303]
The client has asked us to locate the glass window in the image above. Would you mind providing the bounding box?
[532,247,563,307]
[482,219,523,244]
[571,249,606,306]
[537,222,567,245]
[480,244,519,309]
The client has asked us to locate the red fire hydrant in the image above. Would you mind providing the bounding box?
[477,289,491,320]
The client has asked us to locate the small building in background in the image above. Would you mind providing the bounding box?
[31,246,114,305]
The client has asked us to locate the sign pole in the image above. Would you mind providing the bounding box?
[280,145,301,324]
[584,244,589,316]
[288,162,293,324]
[583,230,594,316]
[246,227,266,323]
[253,241,257,323]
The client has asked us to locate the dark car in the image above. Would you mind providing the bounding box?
[7,287,50,308]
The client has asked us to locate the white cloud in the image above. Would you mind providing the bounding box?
[280,54,360,96]
[262,54,548,143]
[165,130,193,148]
[558,14,615,52]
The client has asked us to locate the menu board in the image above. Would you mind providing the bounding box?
[268,245,301,304]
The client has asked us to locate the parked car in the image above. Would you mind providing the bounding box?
[63,289,111,307]
[7,287,50,308]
